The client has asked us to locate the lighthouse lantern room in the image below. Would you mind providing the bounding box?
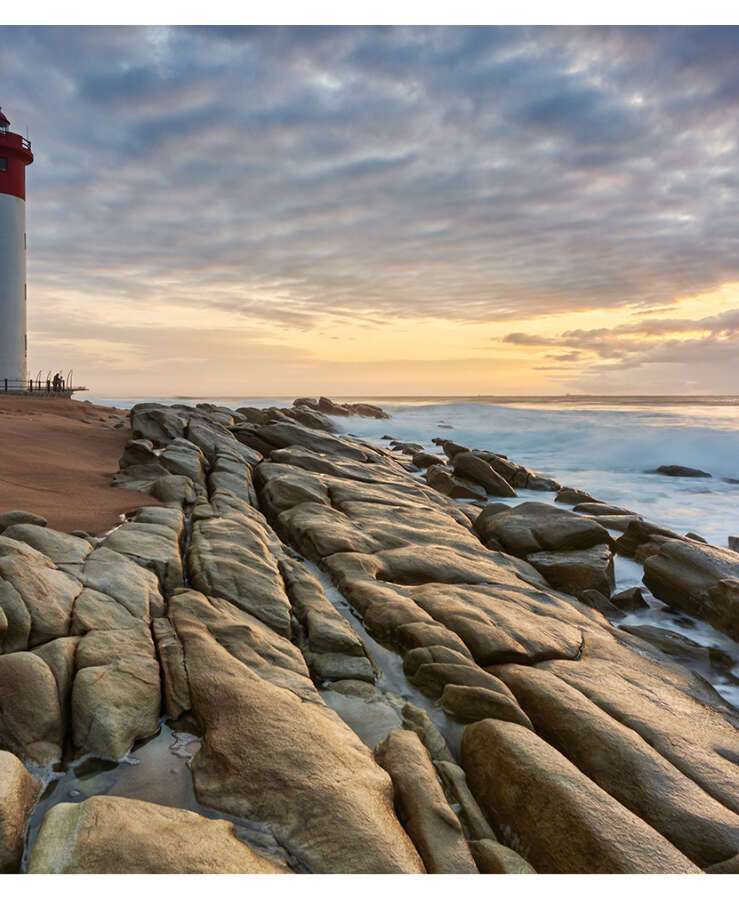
[0,105,33,388]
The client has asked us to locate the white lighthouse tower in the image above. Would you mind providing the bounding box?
[0,106,33,389]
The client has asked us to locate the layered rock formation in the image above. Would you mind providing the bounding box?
[1,399,737,874]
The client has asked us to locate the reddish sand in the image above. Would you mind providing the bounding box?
[0,395,159,536]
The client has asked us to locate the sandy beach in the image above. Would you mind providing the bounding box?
[0,395,158,534]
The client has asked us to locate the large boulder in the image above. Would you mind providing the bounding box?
[119,438,159,469]
[0,510,47,533]
[411,451,446,469]
[0,652,64,764]
[150,474,197,506]
[526,545,615,597]
[71,656,161,760]
[556,486,600,505]
[28,796,289,874]
[159,437,208,482]
[31,635,79,709]
[425,465,487,501]
[130,404,187,445]
[71,623,161,759]
[451,453,517,497]
[615,520,687,558]
[0,537,82,649]
[375,729,478,873]
[0,750,41,872]
[643,539,739,640]
[187,418,261,467]
[462,718,700,873]
[475,501,611,557]
[439,683,533,728]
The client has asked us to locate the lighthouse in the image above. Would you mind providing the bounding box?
[0,106,33,388]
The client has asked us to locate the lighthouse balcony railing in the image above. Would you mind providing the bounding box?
[21,137,31,151]
[2,377,78,394]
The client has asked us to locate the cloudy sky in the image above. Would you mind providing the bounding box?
[2,25,738,396]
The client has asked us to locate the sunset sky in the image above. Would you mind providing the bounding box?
[2,25,738,396]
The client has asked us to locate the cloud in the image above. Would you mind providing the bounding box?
[501,304,739,384]
[0,25,737,392]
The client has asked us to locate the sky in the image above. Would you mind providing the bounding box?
[2,24,738,397]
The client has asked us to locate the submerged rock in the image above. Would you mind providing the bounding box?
[651,465,712,478]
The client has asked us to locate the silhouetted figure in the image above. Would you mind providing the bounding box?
[52,373,59,392]
[46,377,51,392]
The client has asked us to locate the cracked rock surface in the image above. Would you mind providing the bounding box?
[1,399,737,874]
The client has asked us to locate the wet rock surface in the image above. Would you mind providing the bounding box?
[29,795,289,874]
[0,399,737,874]
[643,539,739,640]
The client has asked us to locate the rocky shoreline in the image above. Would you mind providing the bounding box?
[1,397,738,874]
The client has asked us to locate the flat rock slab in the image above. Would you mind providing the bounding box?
[176,612,425,873]
[28,796,289,874]
[496,663,739,869]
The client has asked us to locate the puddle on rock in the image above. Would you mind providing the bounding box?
[22,721,301,872]
[320,686,403,750]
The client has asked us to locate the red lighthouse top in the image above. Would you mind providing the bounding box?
[0,106,34,201]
